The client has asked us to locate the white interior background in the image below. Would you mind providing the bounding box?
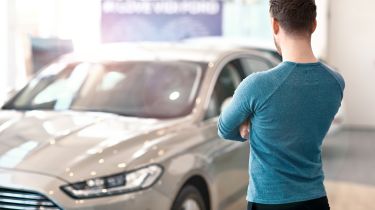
[0,0,373,128]
[0,0,9,103]
[328,0,375,128]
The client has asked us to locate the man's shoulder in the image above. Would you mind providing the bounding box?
[242,64,285,87]
[319,62,346,91]
[236,65,284,100]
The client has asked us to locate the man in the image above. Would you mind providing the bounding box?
[217,0,345,210]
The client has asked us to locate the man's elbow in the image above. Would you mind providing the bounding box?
[217,124,231,139]
[217,119,245,142]
[217,129,228,140]
[217,128,245,142]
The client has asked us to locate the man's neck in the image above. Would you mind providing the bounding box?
[280,37,318,63]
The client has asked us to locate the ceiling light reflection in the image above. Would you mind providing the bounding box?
[118,163,127,168]
[169,91,180,101]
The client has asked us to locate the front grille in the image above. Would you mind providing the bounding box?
[0,187,61,210]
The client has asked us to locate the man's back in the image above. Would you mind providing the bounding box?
[219,1,344,208]
[245,61,344,203]
[218,61,344,204]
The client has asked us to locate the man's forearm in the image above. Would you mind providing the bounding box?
[218,117,247,141]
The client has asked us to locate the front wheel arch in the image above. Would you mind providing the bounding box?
[171,175,211,210]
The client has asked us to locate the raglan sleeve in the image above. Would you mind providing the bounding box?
[336,72,345,99]
[217,76,258,142]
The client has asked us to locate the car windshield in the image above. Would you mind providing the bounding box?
[3,61,206,119]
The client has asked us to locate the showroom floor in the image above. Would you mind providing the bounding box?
[323,129,375,210]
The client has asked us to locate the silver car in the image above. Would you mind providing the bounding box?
[0,43,279,210]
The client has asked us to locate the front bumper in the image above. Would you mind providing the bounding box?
[0,168,172,210]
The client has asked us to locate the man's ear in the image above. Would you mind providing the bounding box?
[311,19,317,33]
[272,18,280,35]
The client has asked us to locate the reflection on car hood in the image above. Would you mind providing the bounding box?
[0,110,184,182]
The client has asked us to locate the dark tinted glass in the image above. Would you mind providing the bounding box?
[206,62,241,119]
[240,57,273,75]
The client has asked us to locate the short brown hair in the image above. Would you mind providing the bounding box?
[269,0,317,35]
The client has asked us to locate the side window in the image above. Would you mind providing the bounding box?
[205,61,242,119]
[240,57,273,76]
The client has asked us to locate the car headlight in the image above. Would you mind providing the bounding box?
[61,164,163,199]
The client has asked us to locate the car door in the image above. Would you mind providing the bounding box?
[200,59,249,210]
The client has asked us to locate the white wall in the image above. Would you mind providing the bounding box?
[222,0,329,59]
[223,0,272,40]
[328,0,375,127]
[14,0,101,52]
[0,0,9,105]
[313,0,329,58]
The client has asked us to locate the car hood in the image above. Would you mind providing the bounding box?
[0,110,187,182]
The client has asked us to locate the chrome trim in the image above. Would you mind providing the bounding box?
[0,187,61,210]
[0,191,44,200]
[0,197,55,206]
[0,204,60,210]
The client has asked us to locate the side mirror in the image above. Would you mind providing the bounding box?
[1,88,17,106]
[220,97,233,113]
[6,88,17,101]
[6,88,17,99]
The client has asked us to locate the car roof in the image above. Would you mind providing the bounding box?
[62,42,280,63]
[183,37,278,52]
[62,42,250,64]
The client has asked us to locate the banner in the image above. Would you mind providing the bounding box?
[101,0,223,42]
